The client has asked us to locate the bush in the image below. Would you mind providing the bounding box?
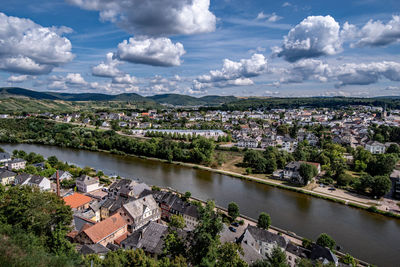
[316,233,336,250]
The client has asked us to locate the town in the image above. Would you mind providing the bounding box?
[0,147,363,267]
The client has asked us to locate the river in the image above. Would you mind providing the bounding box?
[2,143,399,266]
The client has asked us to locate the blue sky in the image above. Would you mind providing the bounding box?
[0,0,400,97]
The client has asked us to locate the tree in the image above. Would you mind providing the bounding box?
[336,173,354,187]
[47,156,59,167]
[299,163,317,185]
[387,144,400,154]
[257,212,271,230]
[169,215,186,230]
[342,253,357,267]
[182,191,191,201]
[189,200,223,265]
[295,258,313,267]
[316,233,336,250]
[367,154,397,176]
[228,202,240,220]
[370,175,392,198]
[251,246,289,267]
[216,242,247,267]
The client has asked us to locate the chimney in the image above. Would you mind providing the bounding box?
[56,170,60,197]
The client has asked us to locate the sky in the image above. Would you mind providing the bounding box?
[0,0,400,97]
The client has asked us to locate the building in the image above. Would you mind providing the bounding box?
[283,161,319,185]
[237,138,258,148]
[74,213,128,247]
[0,168,16,185]
[5,158,26,170]
[237,225,289,265]
[0,152,11,163]
[119,195,161,231]
[365,141,386,154]
[14,174,51,191]
[63,193,93,211]
[390,170,400,199]
[76,175,101,193]
[108,179,151,198]
[50,170,72,181]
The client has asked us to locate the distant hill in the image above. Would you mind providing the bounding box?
[0,87,237,106]
[147,94,237,106]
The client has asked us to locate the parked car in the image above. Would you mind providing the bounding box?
[328,187,336,191]
[229,226,237,232]
[231,222,239,227]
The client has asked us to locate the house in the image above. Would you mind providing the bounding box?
[74,213,128,246]
[63,193,92,211]
[281,137,298,153]
[27,175,51,191]
[237,225,289,265]
[153,191,181,219]
[310,245,338,266]
[0,152,11,163]
[237,138,258,148]
[14,174,51,191]
[283,161,319,185]
[118,195,161,231]
[5,158,26,170]
[121,221,167,254]
[0,168,16,185]
[390,170,400,199]
[76,175,101,193]
[108,179,152,198]
[50,170,72,181]
[365,140,386,154]
[100,196,134,221]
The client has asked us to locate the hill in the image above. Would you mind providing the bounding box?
[0,87,237,106]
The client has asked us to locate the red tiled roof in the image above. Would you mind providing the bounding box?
[114,232,129,246]
[63,193,92,209]
[83,213,127,244]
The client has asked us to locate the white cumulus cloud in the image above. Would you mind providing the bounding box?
[92,53,123,78]
[342,15,400,47]
[7,75,31,83]
[67,0,216,36]
[275,15,342,62]
[0,12,73,75]
[194,53,267,89]
[116,37,186,67]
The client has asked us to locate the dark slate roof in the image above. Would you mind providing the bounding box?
[286,242,310,258]
[0,168,15,179]
[29,175,46,185]
[73,215,96,231]
[109,178,134,191]
[106,243,120,251]
[184,204,199,219]
[0,152,11,161]
[80,243,110,255]
[101,196,134,214]
[14,173,32,185]
[310,244,338,264]
[246,225,289,249]
[77,175,98,185]
[7,158,26,163]
[284,161,301,171]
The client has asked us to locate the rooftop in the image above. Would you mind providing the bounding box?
[63,193,92,209]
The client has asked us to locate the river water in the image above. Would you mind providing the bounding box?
[2,143,399,266]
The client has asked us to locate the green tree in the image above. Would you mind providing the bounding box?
[371,175,392,198]
[228,202,240,221]
[169,215,186,230]
[216,242,247,267]
[342,253,357,267]
[189,200,223,265]
[47,155,59,167]
[336,173,354,187]
[386,143,400,154]
[299,163,318,185]
[257,212,271,230]
[316,233,336,250]
[251,246,289,267]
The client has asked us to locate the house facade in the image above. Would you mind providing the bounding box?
[76,175,101,193]
[5,158,26,170]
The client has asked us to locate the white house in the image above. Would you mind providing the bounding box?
[76,175,101,193]
[14,174,51,191]
[50,170,73,181]
[5,158,26,170]
[365,141,386,154]
[237,138,258,148]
